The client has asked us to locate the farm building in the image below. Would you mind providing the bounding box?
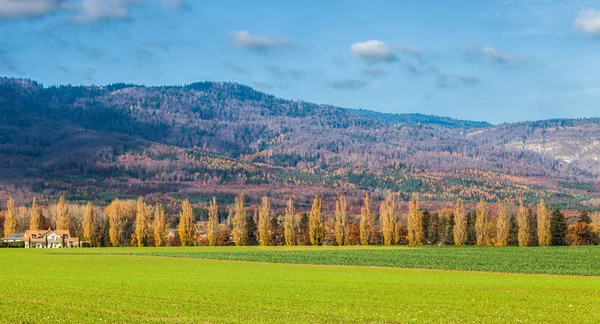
[22,229,80,248]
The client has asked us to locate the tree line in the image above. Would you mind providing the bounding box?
[1,193,599,247]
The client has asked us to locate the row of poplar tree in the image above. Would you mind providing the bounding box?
[2,193,598,247]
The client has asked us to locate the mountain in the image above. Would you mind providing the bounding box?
[0,77,598,210]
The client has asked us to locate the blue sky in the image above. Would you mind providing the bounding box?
[1,0,600,124]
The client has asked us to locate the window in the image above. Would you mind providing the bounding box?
[31,234,37,239]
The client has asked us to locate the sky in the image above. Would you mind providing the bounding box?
[1,0,600,124]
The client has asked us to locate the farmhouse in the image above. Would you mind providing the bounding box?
[22,229,80,248]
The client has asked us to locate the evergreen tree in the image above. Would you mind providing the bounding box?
[407,193,423,245]
[284,197,296,246]
[550,209,567,246]
[334,195,347,246]
[537,199,551,246]
[257,196,272,246]
[135,196,148,247]
[207,197,219,246]
[83,202,96,245]
[29,198,41,231]
[475,199,490,246]
[579,209,592,224]
[528,202,538,246]
[517,199,530,247]
[56,196,70,232]
[178,199,194,246]
[297,213,310,245]
[380,192,396,245]
[496,200,510,246]
[453,198,467,246]
[3,196,17,237]
[232,193,248,246]
[309,195,324,246]
[359,193,374,245]
[246,209,258,246]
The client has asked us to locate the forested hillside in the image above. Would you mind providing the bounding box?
[0,77,598,210]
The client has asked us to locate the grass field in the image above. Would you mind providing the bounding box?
[1,246,600,323]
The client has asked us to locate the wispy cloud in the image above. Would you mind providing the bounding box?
[575,9,600,36]
[67,0,144,24]
[230,30,291,53]
[264,64,303,80]
[161,0,187,10]
[0,49,22,74]
[330,79,368,90]
[224,62,251,75]
[466,45,526,68]
[0,0,65,19]
[360,67,387,78]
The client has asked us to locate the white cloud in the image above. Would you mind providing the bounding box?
[68,0,143,23]
[161,0,185,10]
[350,40,396,63]
[0,0,64,19]
[575,9,600,35]
[230,30,290,52]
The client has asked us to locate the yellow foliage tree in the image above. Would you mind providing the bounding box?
[55,196,70,232]
[257,196,272,246]
[207,197,219,246]
[380,192,396,246]
[517,199,530,247]
[453,198,467,246]
[334,195,347,246]
[82,202,96,245]
[496,200,510,246]
[407,193,424,245]
[309,194,324,246]
[359,193,374,245]
[537,199,551,246]
[178,199,194,246]
[3,196,17,237]
[29,198,41,231]
[135,196,148,247]
[153,204,168,247]
[232,192,248,246]
[284,197,296,246]
[475,199,490,246]
[107,198,124,247]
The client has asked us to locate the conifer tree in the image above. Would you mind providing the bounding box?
[232,192,248,246]
[309,194,324,245]
[83,202,96,245]
[407,193,424,245]
[3,196,17,237]
[537,199,551,246]
[550,209,567,246]
[178,199,194,246]
[380,192,396,246]
[284,197,296,246]
[475,199,490,246]
[135,196,148,247]
[517,199,530,247]
[257,196,272,246]
[207,197,219,246]
[453,198,467,246]
[153,204,168,247]
[334,195,347,246]
[29,198,41,231]
[496,200,510,246]
[56,196,70,232]
[359,193,373,245]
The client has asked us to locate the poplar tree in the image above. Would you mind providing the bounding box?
[178,199,194,246]
[56,196,70,232]
[537,199,551,246]
[359,193,373,245]
[135,196,148,247]
[3,196,17,237]
[232,193,248,246]
[29,197,41,231]
[309,194,324,245]
[453,198,467,246]
[475,199,490,246]
[334,195,347,246]
[207,197,219,246]
[83,202,96,245]
[284,197,296,246]
[517,199,530,247]
[107,198,123,247]
[496,200,510,246]
[407,193,424,245]
[153,204,168,247]
[380,192,396,246]
[257,196,272,246]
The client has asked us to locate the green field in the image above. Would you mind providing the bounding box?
[1,247,600,323]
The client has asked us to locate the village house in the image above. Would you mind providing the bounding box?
[22,229,80,248]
